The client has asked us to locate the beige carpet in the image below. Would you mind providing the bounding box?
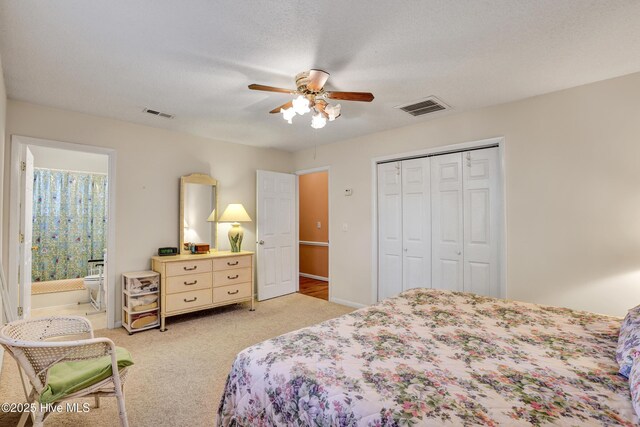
[0,293,354,426]
[31,278,86,295]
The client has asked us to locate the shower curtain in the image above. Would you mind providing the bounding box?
[31,168,108,282]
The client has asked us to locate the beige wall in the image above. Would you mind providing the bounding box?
[4,101,294,324]
[294,72,640,316]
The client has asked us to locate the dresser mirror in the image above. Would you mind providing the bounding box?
[180,173,218,254]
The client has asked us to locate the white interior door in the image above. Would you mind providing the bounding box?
[463,148,500,296]
[431,153,464,291]
[18,146,34,319]
[401,158,431,291]
[377,162,402,300]
[256,170,297,301]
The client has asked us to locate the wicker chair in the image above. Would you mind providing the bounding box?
[0,316,130,427]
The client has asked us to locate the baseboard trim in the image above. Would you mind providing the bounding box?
[299,273,329,282]
[330,297,367,309]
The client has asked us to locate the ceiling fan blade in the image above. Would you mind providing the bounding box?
[269,101,293,114]
[306,69,330,92]
[248,84,296,94]
[326,91,374,102]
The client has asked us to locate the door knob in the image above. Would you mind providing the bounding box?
[404,248,408,252]
[456,251,462,255]
[258,240,265,245]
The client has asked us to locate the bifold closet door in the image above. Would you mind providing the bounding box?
[401,158,431,291]
[379,147,500,300]
[463,148,500,296]
[377,162,403,300]
[431,153,464,291]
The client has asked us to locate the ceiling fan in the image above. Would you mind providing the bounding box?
[248,69,374,129]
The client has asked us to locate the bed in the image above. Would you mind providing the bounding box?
[217,289,636,426]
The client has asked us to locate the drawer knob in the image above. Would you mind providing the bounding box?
[184,280,198,286]
[184,297,198,303]
[227,290,240,295]
[227,274,239,280]
[183,266,197,271]
[227,261,239,266]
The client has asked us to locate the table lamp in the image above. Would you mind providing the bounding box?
[219,204,252,252]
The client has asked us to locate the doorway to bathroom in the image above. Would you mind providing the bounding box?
[8,136,116,330]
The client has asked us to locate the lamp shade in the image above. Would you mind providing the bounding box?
[206,209,216,222]
[219,204,252,223]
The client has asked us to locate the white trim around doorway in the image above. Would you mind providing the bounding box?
[8,135,118,329]
[370,136,507,304]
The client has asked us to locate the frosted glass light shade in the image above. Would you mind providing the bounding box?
[325,103,341,121]
[311,112,327,129]
[219,204,252,223]
[292,95,311,115]
[281,107,296,124]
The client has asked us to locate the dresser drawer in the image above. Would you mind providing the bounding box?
[213,282,251,303]
[213,255,251,271]
[165,289,212,313]
[214,267,251,287]
[165,272,212,294]
[166,259,212,277]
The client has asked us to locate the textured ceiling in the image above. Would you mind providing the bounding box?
[1,1,640,151]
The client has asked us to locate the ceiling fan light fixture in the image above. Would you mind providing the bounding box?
[248,69,374,131]
[292,95,311,115]
[281,107,296,124]
[311,112,327,129]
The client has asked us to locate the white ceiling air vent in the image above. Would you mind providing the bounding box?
[395,96,450,117]
[143,108,174,119]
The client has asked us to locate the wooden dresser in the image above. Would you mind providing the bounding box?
[151,251,254,331]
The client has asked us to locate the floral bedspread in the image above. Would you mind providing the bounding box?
[217,289,635,426]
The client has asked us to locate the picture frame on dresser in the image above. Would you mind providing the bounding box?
[151,251,255,331]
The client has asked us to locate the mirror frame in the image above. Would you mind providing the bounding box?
[179,173,218,254]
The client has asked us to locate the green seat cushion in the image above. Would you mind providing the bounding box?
[40,346,134,404]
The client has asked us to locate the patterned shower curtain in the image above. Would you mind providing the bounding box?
[31,168,108,282]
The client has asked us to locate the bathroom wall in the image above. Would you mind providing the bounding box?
[30,145,108,173]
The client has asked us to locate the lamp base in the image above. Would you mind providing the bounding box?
[228,223,243,252]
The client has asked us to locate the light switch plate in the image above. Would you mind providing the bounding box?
[344,189,353,196]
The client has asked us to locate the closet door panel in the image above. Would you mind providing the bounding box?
[468,262,491,295]
[431,153,464,291]
[377,162,403,300]
[463,148,499,297]
[401,158,431,291]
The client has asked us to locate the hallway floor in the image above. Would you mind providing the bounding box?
[299,276,329,300]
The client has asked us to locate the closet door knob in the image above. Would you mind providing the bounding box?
[258,240,265,245]
[456,251,462,255]
[403,248,408,252]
